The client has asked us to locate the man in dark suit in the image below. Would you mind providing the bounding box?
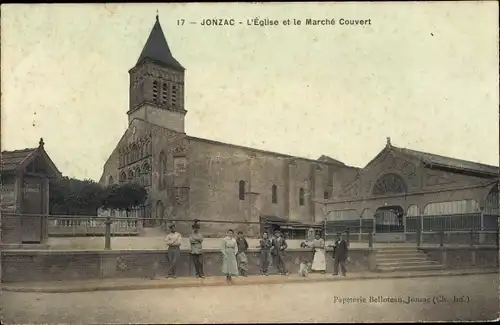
[271,230,288,275]
[332,232,348,276]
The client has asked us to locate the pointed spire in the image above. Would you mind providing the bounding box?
[136,15,184,71]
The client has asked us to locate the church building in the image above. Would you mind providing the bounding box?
[98,16,359,237]
[99,16,498,240]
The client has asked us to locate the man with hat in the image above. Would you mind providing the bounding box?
[189,222,205,278]
[165,223,182,278]
[331,232,348,276]
[271,230,288,275]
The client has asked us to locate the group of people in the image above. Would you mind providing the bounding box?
[300,232,349,277]
[164,222,348,283]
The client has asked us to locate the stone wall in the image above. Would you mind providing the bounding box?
[186,138,357,236]
[2,246,496,283]
[1,248,370,283]
[421,247,498,269]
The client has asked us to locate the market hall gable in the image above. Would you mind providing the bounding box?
[324,138,499,242]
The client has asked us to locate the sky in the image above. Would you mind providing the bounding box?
[1,3,499,181]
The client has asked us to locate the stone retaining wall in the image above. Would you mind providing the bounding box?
[1,248,370,283]
[420,247,498,269]
[2,247,496,283]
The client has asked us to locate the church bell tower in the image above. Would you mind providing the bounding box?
[128,15,186,133]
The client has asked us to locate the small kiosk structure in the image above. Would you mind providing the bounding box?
[1,138,62,246]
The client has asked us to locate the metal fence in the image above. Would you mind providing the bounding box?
[1,213,325,250]
[2,212,498,251]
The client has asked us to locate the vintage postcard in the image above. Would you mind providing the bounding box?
[1,2,498,324]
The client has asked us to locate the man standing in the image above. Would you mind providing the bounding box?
[272,230,288,275]
[189,223,205,278]
[165,224,182,278]
[332,232,348,276]
[259,232,272,276]
[236,231,249,276]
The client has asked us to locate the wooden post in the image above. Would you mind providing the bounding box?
[439,231,444,247]
[105,216,112,250]
[496,227,499,266]
[358,217,362,241]
[368,231,373,248]
[41,177,50,244]
[416,228,421,248]
[441,249,447,265]
[469,230,474,247]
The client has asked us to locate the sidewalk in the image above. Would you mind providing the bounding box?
[2,268,497,293]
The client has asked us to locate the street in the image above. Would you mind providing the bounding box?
[2,274,498,323]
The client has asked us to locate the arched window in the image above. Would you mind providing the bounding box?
[135,167,141,184]
[172,84,177,107]
[132,143,140,161]
[299,188,305,206]
[271,184,277,204]
[119,171,126,182]
[159,151,167,190]
[127,149,132,164]
[108,176,114,186]
[239,180,246,200]
[143,162,151,186]
[161,83,168,105]
[128,170,134,180]
[139,143,144,159]
[152,80,158,102]
[324,191,329,199]
[373,173,407,196]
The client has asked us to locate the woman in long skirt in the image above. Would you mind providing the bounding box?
[311,233,326,274]
[221,229,239,283]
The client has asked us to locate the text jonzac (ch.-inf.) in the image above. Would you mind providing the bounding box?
[333,296,434,304]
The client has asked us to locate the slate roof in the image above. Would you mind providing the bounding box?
[1,148,38,172]
[393,146,499,176]
[136,16,184,71]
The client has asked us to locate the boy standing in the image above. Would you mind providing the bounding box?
[236,231,249,276]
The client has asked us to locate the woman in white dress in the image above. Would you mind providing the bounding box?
[311,233,326,274]
[221,229,239,283]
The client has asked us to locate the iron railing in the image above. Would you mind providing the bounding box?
[1,212,326,250]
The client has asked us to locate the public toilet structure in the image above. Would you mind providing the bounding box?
[1,138,62,245]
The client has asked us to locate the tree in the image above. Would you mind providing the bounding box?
[49,177,104,215]
[101,182,148,217]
